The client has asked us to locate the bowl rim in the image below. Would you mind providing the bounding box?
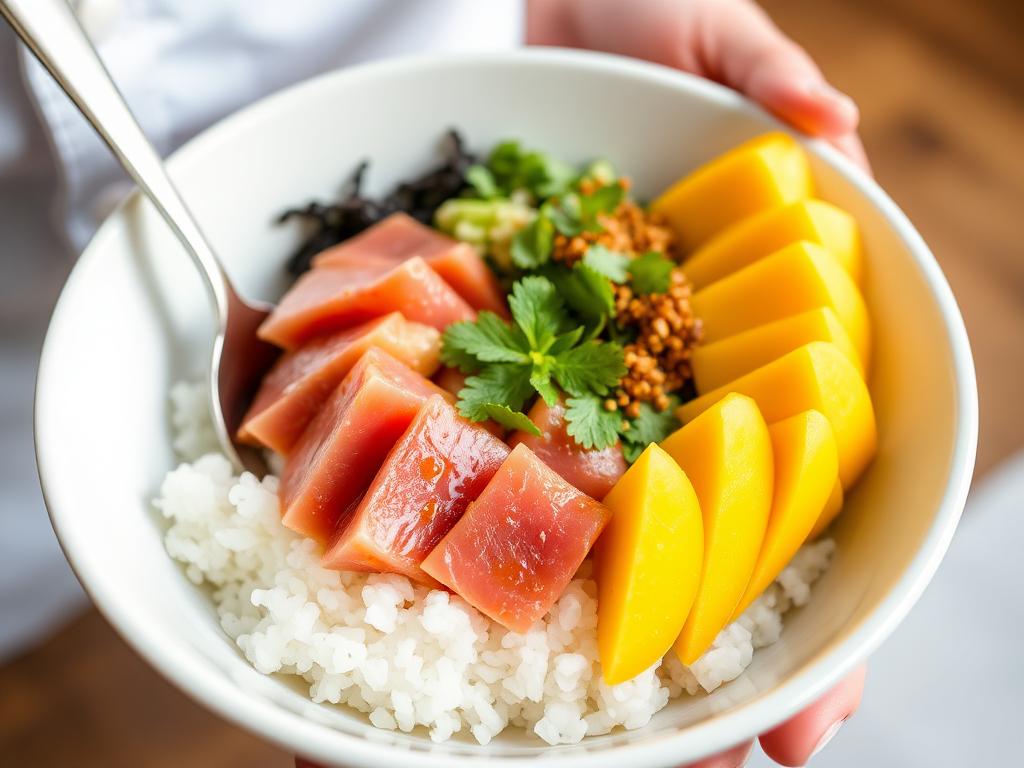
[35,47,978,767]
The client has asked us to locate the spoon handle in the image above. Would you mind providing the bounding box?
[1,0,232,325]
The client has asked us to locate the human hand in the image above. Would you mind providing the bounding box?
[683,665,866,767]
[527,0,871,173]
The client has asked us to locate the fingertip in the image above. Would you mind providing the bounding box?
[682,739,755,768]
[759,665,866,766]
[749,75,860,138]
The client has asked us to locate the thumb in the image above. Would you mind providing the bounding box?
[697,0,859,139]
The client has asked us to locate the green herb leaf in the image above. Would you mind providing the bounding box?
[629,250,675,295]
[478,404,541,435]
[457,364,535,420]
[441,312,529,369]
[568,261,617,320]
[564,394,623,451]
[510,215,554,269]
[530,364,560,406]
[547,326,584,355]
[580,182,625,225]
[624,398,681,446]
[544,196,583,237]
[583,244,630,283]
[439,330,482,373]
[581,159,617,186]
[483,141,577,201]
[508,276,568,352]
[551,340,626,397]
[465,164,500,199]
[622,441,645,464]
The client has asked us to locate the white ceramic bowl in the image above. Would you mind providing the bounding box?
[35,49,977,767]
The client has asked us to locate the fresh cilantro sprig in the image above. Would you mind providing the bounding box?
[441,276,627,447]
[466,141,577,202]
[628,250,676,295]
[620,398,682,462]
[509,181,627,269]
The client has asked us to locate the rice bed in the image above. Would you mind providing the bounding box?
[157,382,833,745]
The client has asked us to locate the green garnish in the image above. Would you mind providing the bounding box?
[628,250,676,295]
[620,399,682,462]
[442,275,627,449]
[509,215,555,269]
[441,138,697,460]
[582,244,630,284]
[541,262,615,324]
[468,141,577,201]
[456,364,535,419]
[508,179,627,269]
[564,395,624,451]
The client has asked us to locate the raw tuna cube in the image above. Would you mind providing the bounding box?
[280,348,452,544]
[238,313,441,455]
[312,212,456,264]
[258,256,475,349]
[313,213,509,317]
[322,395,510,583]
[434,365,470,397]
[420,244,509,319]
[421,444,612,632]
[508,397,626,499]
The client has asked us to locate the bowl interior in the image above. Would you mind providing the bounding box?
[35,51,975,767]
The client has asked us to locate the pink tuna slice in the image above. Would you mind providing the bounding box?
[322,395,510,584]
[312,212,509,318]
[258,256,475,349]
[280,348,453,544]
[508,397,627,500]
[420,444,612,633]
[238,313,441,455]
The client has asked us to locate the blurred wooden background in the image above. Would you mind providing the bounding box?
[1,0,1021,765]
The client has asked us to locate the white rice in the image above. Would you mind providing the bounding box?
[157,382,834,746]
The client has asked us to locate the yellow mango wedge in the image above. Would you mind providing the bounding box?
[691,240,871,369]
[660,393,773,664]
[732,411,838,619]
[809,479,845,540]
[691,308,864,395]
[678,342,877,489]
[683,199,862,289]
[596,444,704,684]
[651,133,812,253]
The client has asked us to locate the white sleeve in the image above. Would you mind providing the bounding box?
[22,0,525,251]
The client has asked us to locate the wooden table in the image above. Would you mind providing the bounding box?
[2,1,1021,765]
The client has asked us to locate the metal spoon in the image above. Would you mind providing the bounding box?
[2,0,277,474]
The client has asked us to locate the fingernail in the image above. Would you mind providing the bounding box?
[809,717,848,760]
[807,81,857,117]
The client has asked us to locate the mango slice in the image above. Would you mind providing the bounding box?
[691,240,871,369]
[596,444,704,684]
[731,411,838,619]
[651,133,812,253]
[678,342,877,488]
[810,479,844,540]
[660,393,773,664]
[691,307,863,394]
[683,199,861,289]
